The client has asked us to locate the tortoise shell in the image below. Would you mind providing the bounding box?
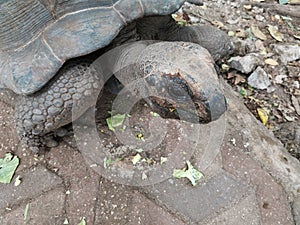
[0,0,189,94]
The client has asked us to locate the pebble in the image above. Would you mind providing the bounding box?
[247,67,271,90]
[272,44,300,65]
[255,15,265,21]
[274,75,288,84]
[229,54,261,74]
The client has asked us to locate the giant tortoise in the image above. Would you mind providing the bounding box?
[0,0,234,153]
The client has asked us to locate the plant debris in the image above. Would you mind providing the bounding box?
[106,114,126,131]
[173,161,204,186]
[78,217,86,225]
[24,203,30,221]
[0,153,19,184]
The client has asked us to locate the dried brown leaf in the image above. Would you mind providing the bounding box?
[264,58,279,66]
[251,25,267,40]
[268,25,283,42]
[211,20,224,28]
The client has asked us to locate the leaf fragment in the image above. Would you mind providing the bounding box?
[279,0,289,4]
[173,161,204,186]
[131,154,142,165]
[257,108,269,125]
[150,111,160,117]
[24,203,30,221]
[268,25,283,42]
[14,175,22,187]
[172,13,189,26]
[78,217,86,225]
[0,153,19,184]
[104,157,121,168]
[142,172,148,180]
[136,133,145,141]
[251,25,267,40]
[239,88,248,97]
[106,114,126,131]
[264,58,279,66]
[160,157,168,165]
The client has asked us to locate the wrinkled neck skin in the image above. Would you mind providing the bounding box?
[136,15,234,62]
[136,15,179,41]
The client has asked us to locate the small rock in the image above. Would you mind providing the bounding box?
[229,54,261,74]
[255,40,265,52]
[248,67,271,90]
[272,44,300,65]
[255,15,265,21]
[267,86,276,93]
[295,127,300,146]
[274,74,288,84]
[291,95,300,116]
[293,81,300,89]
[227,17,240,25]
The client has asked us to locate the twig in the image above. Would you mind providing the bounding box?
[243,1,300,18]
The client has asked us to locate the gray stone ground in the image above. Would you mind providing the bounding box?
[0,81,299,225]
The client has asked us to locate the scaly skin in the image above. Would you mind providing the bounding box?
[14,58,102,153]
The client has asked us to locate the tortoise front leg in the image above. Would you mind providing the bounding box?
[15,58,102,153]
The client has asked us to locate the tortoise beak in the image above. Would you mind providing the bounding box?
[206,89,227,121]
[176,86,227,123]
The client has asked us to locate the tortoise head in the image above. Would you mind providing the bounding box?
[142,42,227,124]
[145,72,226,123]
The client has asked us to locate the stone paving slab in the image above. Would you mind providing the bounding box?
[95,178,133,224]
[222,143,294,224]
[0,165,63,213]
[0,80,299,225]
[45,145,101,225]
[204,190,260,225]
[94,177,186,225]
[129,191,186,225]
[0,187,65,225]
[141,172,253,224]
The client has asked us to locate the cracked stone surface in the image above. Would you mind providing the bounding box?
[0,80,299,224]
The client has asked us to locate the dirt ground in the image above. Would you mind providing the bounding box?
[176,0,300,159]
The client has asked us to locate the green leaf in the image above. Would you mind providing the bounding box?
[106,114,126,131]
[0,153,19,184]
[160,157,168,165]
[135,148,144,153]
[150,111,160,117]
[24,203,30,221]
[279,0,289,4]
[14,175,21,186]
[142,172,148,180]
[173,161,204,186]
[132,154,142,165]
[78,217,86,225]
[239,88,248,97]
[104,157,121,168]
